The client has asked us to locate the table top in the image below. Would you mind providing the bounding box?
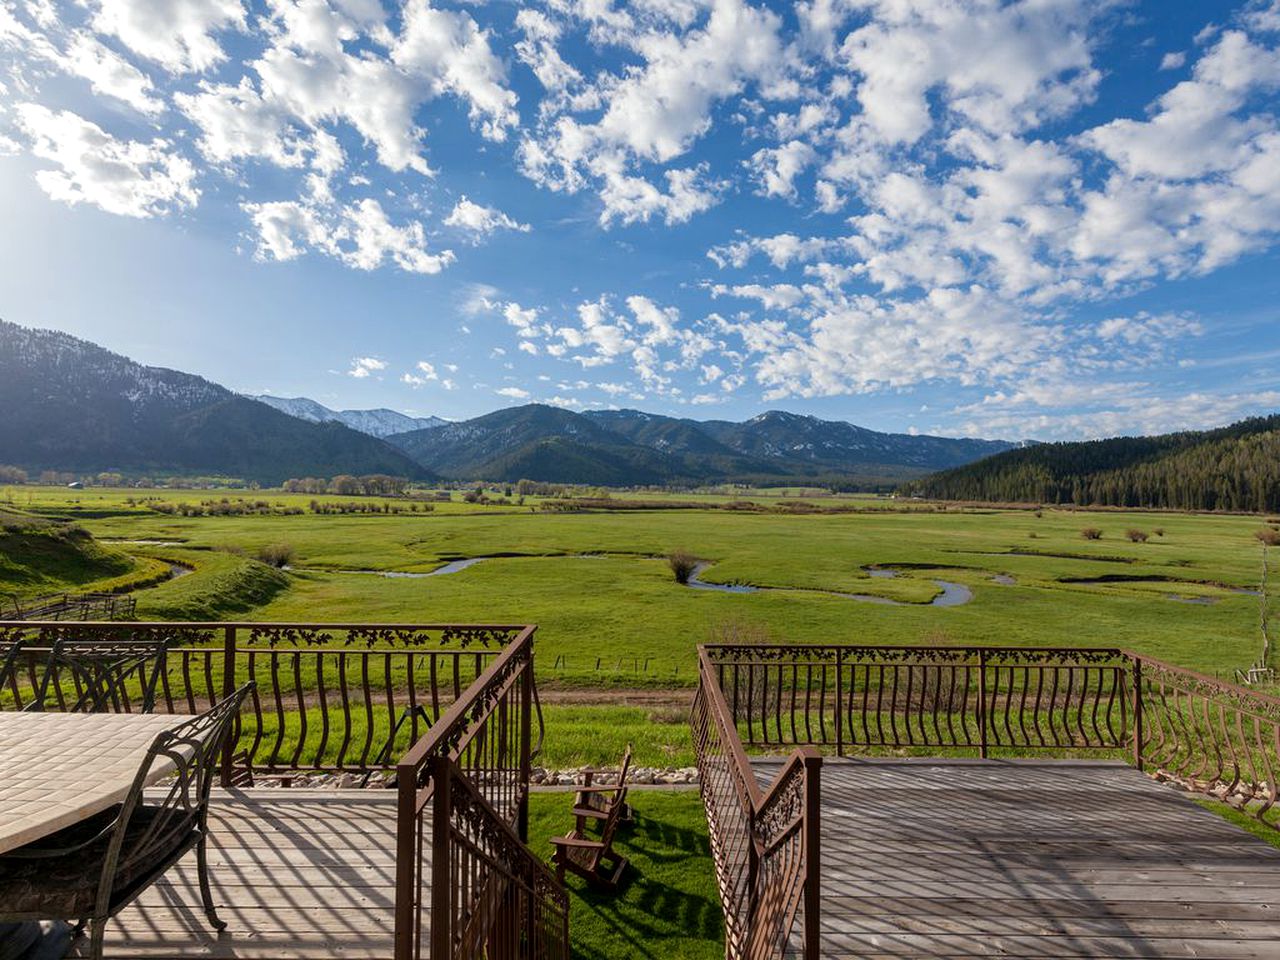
[0,712,189,855]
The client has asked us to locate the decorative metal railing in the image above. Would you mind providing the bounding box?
[1134,653,1280,829]
[702,643,1132,756]
[394,625,569,960]
[0,622,531,781]
[692,647,820,960]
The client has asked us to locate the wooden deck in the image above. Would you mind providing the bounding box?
[91,789,403,959]
[751,758,1280,959]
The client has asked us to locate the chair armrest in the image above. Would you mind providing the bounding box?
[550,836,605,849]
[571,807,609,819]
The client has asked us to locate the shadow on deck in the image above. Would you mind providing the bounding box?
[90,789,405,959]
[750,758,1280,959]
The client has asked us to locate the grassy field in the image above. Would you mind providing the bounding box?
[6,484,1273,682]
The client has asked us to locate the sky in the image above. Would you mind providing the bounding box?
[2,0,1280,440]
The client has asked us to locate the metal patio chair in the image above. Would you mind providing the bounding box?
[0,683,254,959]
[29,635,169,713]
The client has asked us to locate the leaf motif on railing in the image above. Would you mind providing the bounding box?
[1140,659,1280,724]
[344,627,436,647]
[704,643,1128,667]
[247,626,333,647]
[755,765,806,840]
[0,623,215,648]
[440,626,520,648]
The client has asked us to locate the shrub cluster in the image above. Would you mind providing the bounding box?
[668,551,699,584]
[1080,527,1103,540]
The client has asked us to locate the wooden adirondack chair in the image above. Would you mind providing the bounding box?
[550,745,633,890]
[571,743,634,829]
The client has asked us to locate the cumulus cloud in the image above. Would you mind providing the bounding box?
[402,360,439,386]
[15,103,197,217]
[89,0,246,73]
[496,386,530,399]
[347,356,387,378]
[443,197,530,237]
[244,194,454,274]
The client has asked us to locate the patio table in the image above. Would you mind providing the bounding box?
[0,712,189,855]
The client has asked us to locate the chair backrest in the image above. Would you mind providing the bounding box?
[0,637,24,705]
[596,769,631,855]
[33,636,169,713]
[102,683,253,892]
[616,743,633,788]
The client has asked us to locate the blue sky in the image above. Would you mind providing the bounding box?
[2,0,1279,439]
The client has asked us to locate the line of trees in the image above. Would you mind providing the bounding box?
[906,416,1280,512]
[281,474,411,496]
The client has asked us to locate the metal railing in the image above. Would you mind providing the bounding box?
[2,619,569,959]
[693,642,1280,959]
[0,622,532,781]
[1134,653,1280,829]
[394,625,569,960]
[692,647,820,960]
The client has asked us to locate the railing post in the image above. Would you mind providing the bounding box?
[519,649,533,844]
[803,750,822,960]
[431,756,453,960]
[1132,657,1144,772]
[834,648,844,757]
[977,649,988,760]
[219,625,237,788]
[394,759,420,960]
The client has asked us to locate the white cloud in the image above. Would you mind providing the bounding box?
[245,194,454,274]
[392,0,519,141]
[89,0,246,73]
[746,140,816,198]
[64,31,163,114]
[1159,51,1187,70]
[443,196,530,237]
[348,356,387,378]
[496,386,530,399]
[15,103,198,217]
[402,360,439,386]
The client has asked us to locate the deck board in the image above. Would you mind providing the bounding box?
[751,758,1280,959]
[91,789,408,959]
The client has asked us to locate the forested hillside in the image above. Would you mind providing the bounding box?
[905,416,1280,511]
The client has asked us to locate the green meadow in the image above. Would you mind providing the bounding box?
[4,484,1276,683]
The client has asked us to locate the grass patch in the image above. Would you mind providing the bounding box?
[527,791,722,960]
[134,549,289,619]
[0,507,134,598]
[1192,798,1280,851]
[538,705,694,769]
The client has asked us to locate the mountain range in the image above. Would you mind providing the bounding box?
[0,321,431,484]
[384,405,1016,486]
[253,395,446,438]
[0,320,1014,486]
[903,415,1280,512]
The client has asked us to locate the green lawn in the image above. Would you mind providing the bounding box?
[527,791,722,960]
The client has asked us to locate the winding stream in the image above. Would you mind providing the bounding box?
[687,562,974,607]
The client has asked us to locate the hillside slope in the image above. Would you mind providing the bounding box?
[0,321,431,484]
[905,415,1280,511]
[0,507,133,597]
